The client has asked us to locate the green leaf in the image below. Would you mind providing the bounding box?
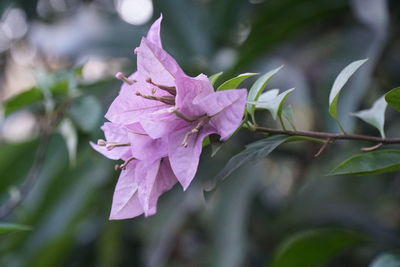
[385,87,400,112]
[0,223,32,234]
[370,253,400,267]
[216,72,258,91]
[283,104,296,130]
[68,96,102,133]
[3,87,43,116]
[257,89,279,102]
[207,135,288,191]
[251,88,295,120]
[209,72,224,86]
[270,228,364,267]
[328,59,368,129]
[329,150,400,176]
[247,66,283,116]
[59,118,78,167]
[352,96,387,137]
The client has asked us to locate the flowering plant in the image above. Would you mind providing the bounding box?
[87,15,400,220]
[91,16,247,219]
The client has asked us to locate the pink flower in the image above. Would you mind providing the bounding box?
[110,157,177,219]
[91,122,177,219]
[139,75,247,189]
[105,15,185,125]
[91,15,247,219]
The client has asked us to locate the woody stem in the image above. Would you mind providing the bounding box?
[253,126,400,144]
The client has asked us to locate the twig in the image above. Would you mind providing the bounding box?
[314,138,333,157]
[253,126,400,144]
[361,142,383,152]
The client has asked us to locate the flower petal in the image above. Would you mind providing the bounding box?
[146,14,163,47]
[105,79,169,124]
[137,37,185,87]
[139,109,187,139]
[195,89,247,140]
[109,163,143,220]
[168,125,215,190]
[146,158,177,215]
[135,159,161,215]
[175,74,214,116]
[128,130,168,160]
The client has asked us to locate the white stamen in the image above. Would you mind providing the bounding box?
[97,139,107,146]
[115,72,136,85]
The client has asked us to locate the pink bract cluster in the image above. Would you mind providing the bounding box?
[91,16,247,220]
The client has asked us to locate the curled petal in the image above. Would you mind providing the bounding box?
[168,125,215,190]
[175,74,214,116]
[109,163,143,220]
[135,159,161,215]
[137,37,185,87]
[135,158,178,217]
[195,89,247,140]
[146,14,163,47]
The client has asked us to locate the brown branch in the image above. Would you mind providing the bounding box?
[253,126,400,144]
[314,138,334,157]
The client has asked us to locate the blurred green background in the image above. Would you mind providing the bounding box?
[1,0,400,266]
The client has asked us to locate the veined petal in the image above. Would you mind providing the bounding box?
[139,108,187,139]
[105,80,169,124]
[195,89,247,140]
[109,163,143,220]
[168,125,215,190]
[146,14,163,47]
[135,159,161,216]
[137,37,185,87]
[175,74,214,116]
[146,158,177,216]
[128,131,168,160]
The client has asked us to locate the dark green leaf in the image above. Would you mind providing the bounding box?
[207,135,288,191]
[329,150,400,176]
[385,87,400,112]
[270,228,364,267]
[68,96,102,133]
[0,223,32,234]
[217,72,258,91]
[3,87,43,116]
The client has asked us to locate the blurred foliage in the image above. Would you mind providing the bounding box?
[1,0,400,267]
